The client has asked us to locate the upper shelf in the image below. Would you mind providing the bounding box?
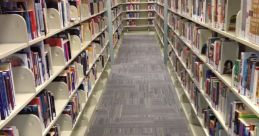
[167,8,259,51]
[0,8,107,60]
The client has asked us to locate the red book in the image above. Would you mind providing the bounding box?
[29,97,43,111]
[45,38,63,48]
[215,41,221,65]
[28,10,38,39]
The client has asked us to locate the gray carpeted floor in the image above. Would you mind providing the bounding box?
[87,34,190,136]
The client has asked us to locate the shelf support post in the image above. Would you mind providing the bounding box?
[107,0,115,63]
[163,0,169,64]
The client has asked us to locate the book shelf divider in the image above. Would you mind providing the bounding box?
[70,6,80,21]
[0,14,28,43]
[47,8,63,30]
[7,114,44,136]
[46,82,70,100]
[70,35,82,56]
[13,67,36,94]
[50,47,67,66]
[56,114,73,132]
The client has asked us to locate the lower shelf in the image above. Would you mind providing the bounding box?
[70,60,111,136]
[167,57,207,136]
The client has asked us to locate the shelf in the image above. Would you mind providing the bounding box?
[155,26,164,45]
[155,21,164,33]
[168,59,209,136]
[113,12,124,22]
[168,23,259,120]
[0,10,107,60]
[167,8,259,51]
[155,10,164,20]
[60,55,110,136]
[113,22,123,34]
[124,9,155,12]
[42,77,84,136]
[168,40,229,133]
[43,39,109,136]
[167,65,206,136]
[124,25,154,28]
[124,17,155,20]
[71,56,111,136]
[0,26,108,130]
[85,40,110,75]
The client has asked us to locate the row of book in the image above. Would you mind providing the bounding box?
[81,15,107,42]
[0,126,19,136]
[126,4,140,10]
[169,24,259,136]
[0,34,110,135]
[168,0,259,45]
[0,63,15,121]
[169,49,228,135]
[0,0,81,40]
[0,14,107,130]
[113,23,123,47]
[126,13,140,18]
[0,0,107,42]
[155,4,163,17]
[170,47,234,135]
[112,5,123,20]
[168,12,259,109]
[62,93,81,125]
[113,15,123,30]
[168,0,239,31]
[88,0,105,16]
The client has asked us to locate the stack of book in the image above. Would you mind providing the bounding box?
[3,42,53,86]
[0,63,15,121]
[89,0,105,15]
[203,107,227,136]
[45,32,72,62]
[228,102,259,136]
[0,0,48,40]
[127,4,140,11]
[127,13,140,18]
[54,65,78,95]
[0,126,19,136]
[20,90,56,128]
[62,93,80,125]
[232,52,259,106]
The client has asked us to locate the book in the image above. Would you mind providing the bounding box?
[0,126,19,136]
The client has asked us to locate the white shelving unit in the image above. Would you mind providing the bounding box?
[0,0,117,135]
[154,0,259,135]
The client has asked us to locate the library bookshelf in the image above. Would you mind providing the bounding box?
[156,0,259,136]
[122,0,156,31]
[0,0,123,135]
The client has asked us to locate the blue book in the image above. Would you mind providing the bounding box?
[0,72,9,120]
